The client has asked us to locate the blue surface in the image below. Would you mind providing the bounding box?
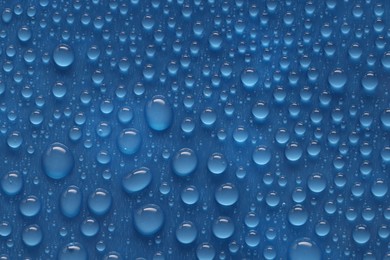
[1,0,390,259]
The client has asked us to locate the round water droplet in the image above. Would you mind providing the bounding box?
[42,142,74,180]
[181,185,199,205]
[212,216,234,239]
[1,171,23,196]
[215,183,238,206]
[207,153,227,175]
[52,81,67,99]
[0,221,11,237]
[285,142,303,162]
[22,224,42,247]
[241,68,259,89]
[288,205,308,226]
[253,145,271,166]
[288,238,321,260]
[117,128,142,155]
[308,173,327,193]
[59,242,88,260]
[122,167,152,194]
[176,221,197,244]
[145,96,173,131]
[245,230,260,247]
[172,148,198,177]
[353,224,370,244]
[80,217,99,237]
[7,131,22,149]
[53,44,74,68]
[60,185,82,218]
[88,188,112,216]
[361,72,378,93]
[196,243,215,260]
[134,204,164,236]
[19,195,41,217]
[328,68,347,92]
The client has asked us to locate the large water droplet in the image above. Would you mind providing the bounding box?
[212,216,234,239]
[176,221,197,244]
[288,238,321,260]
[145,95,173,131]
[122,167,152,194]
[59,242,88,260]
[117,128,142,155]
[1,170,23,196]
[172,148,198,177]
[53,44,74,68]
[134,204,164,236]
[22,224,43,247]
[328,68,347,92]
[241,68,259,89]
[60,185,82,218]
[42,142,74,180]
[88,188,112,216]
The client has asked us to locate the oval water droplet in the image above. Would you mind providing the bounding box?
[117,128,142,155]
[145,95,173,131]
[172,148,198,177]
[60,185,82,218]
[122,167,152,194]
[134,204,164,236]
[42,142,74,180]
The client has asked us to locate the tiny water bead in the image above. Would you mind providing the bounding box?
[122,167,152,194]
[176,221,197,244]
[288,238,321,260]
[134,204,164,236]
[117,128,142,155]
[53,44,74,68]
[1,171,23,196]
[59,242,88,260]
[145,96,173,131]
[172,148,198,177]
[60,185,82,218]
[88,188,112,216]
[42,142,74,180]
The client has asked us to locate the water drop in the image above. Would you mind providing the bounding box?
[117,128,142,155]
[134,204,164,236]
[53,44,74,68]
[145,96,173,131]
[122,167,152,194]
[42,142,74,180]
[60,185,82,218]
[172,148,198,177]
[176,221,197,244]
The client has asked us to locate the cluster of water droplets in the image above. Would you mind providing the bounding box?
[0,0,390,259]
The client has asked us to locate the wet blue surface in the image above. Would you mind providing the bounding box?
[1,0,390,259]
